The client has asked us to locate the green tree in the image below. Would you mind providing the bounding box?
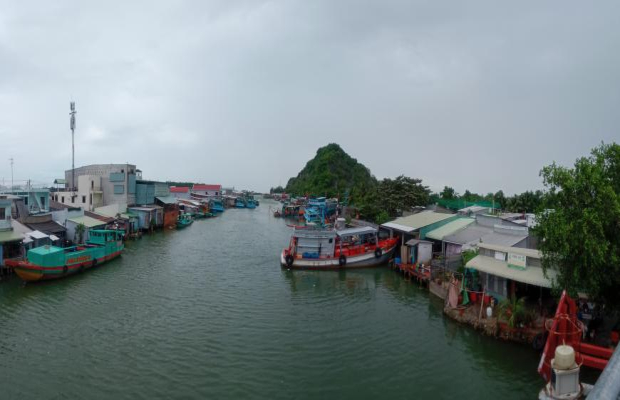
[494,190,506,209]
[536,143,620,305]
[376,175,430,217]
[75,223,86,244]
[270,186,285,194]
[440,186,457,200]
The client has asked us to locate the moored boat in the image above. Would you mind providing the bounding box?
[280,225,398,269]
[176,213,194,229]
[235,198,246,208]
[5,230,124,282]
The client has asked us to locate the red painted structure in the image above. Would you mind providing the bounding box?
[538,290,613,382]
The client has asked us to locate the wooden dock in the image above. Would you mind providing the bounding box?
[393,262,430,285]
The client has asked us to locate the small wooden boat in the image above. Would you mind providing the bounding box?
[176,213,194,229]
[5,230,124,282]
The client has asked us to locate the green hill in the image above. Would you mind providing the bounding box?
[285,144,377,203]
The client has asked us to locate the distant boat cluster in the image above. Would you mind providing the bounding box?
[0,162,260,283]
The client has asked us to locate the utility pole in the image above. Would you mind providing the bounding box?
[70,101,76,194]
[9,157,14,193]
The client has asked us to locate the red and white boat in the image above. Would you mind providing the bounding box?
[281,226,398,269]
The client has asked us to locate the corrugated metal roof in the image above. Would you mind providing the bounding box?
[26,230,48,240]
[336,226,376,236]
[25,220,67,234]
[193,184,221,191]
[425,218,474,240]
[382,211,455,233]
[155,196,177,205]
[467,255,555,288]
[67,216,107,228]
[0,230,23,243]
[405,239,433,246]
[443,223,527,248]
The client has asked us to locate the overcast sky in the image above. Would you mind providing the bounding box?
[1,1,618,194]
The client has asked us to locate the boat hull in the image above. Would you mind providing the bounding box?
[280,245,396,270]
[9,250,123,282]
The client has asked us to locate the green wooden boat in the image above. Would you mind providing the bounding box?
[176,213,194,229]
[6,230,124,282]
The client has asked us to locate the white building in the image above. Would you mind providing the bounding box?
[52,164,138,210]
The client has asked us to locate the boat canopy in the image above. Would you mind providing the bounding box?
[336,226,377,237]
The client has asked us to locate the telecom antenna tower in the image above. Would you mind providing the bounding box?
[70,101,76,194]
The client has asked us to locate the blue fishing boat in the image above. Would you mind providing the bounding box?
[209,198,225,213]
[235,198,246,208]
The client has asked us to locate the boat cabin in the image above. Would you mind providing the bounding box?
[88,230,124,245]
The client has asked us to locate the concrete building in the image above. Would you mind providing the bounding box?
[192,184,221,197]
[0,196,23,268]
[169,186,190,199]
[0,188,50,214]
[53,164,138,210]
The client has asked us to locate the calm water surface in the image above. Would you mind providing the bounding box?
[0,200,542,399]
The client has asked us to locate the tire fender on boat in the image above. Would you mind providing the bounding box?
[285,254,294,268]
[374,248,383,258]
[339,255,347,267]
[63,265,68,274]
[92,258,98,268]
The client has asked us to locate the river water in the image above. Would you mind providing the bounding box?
[0,199,542,399]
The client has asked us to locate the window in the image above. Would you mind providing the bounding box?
[24,197,28,205]
[61,196,65,203]
[114,185,125,194]
[215,192,219,196]
[90,194,92,205]
[82,195,86,203]
[40,196,46,208]
[0,208,5,219]
[71,196,75,204]
[91,181,94,189]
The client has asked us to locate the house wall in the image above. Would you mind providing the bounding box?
[65,164,137,207]
[0,199,11,230]
[66,221,104,242]
[163,209,179,228]
[418,242,433,264]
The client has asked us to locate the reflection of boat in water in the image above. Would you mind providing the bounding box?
[281,225,398,270]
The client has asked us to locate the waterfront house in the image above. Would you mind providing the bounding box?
[66,215,107,243]
[95,204,139,234]
[169,186,190,200]
[155,196,179,228]
[0,196,23,269]
[442,214,530,259]
[192,184,221,197]
[466,243,556,301]
[23,213,68,241]
[381,211,459,243]
[128,206,164,230]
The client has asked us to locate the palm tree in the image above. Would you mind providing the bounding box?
[75,223,86,244]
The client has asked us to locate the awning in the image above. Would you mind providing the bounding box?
[466,255,556,288]
[26,230,48,240]
[156,196,178,205]
[425,218,474,241]
[336,226,376,236]
[0,230,24,243]
[50,235,60,241]
[67,216,107,228]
